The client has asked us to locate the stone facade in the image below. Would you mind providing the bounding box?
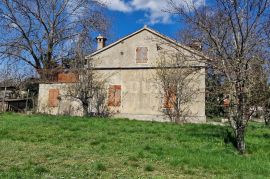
[38,83,84,116]
[37,26,206,123]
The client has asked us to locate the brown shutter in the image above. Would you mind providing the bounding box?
[108,85,121,107]
[48,89,60,107]
[108,86,114,106]
[136,47,148,63]
[164,86,176,109]
[224,99,230,107]
[114,85,121,107]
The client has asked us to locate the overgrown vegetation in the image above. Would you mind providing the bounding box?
[0,0,108,80]
[168,0,270,154]
[0,113,269,178]
[155,48,202,123]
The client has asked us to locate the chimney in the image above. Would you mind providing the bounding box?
[188,40,202,51]
[96,34,107,50]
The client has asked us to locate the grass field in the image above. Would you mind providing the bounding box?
[0,113,269,178]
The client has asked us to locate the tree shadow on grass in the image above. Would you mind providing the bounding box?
[183,125,238,149]
[183,125,227,139]
[223,129,237,148]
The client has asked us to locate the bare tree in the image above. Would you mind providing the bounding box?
[0,60,35,96]
[167,0,270,153]
[63,39,110,117]
[65,65,110,117]
[155,48,202,123]
[0,0,108,80]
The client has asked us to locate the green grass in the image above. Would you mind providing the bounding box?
[0,113,269,178]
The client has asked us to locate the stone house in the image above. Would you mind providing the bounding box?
[38,26,206,122]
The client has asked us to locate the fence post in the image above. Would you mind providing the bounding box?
[25,89,30,112]
[2,87,7,112]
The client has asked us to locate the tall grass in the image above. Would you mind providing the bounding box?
[0,113,269,178]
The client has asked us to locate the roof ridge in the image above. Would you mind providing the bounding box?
[87,26,207,59]
[87,26,146,57]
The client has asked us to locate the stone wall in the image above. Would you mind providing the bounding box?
[38,83,84,116]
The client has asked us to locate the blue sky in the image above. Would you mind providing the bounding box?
[103,0,206,43]
[106,10,182,41]
[0,0,207,76]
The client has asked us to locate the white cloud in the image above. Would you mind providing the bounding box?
[105,0,205,24]
[131,0,171,24]
[172,0,205,12]
[105,0,132,12]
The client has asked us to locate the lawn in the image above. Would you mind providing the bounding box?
[0,113,269,178]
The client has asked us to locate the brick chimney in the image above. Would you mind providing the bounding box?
[96,34,107,50]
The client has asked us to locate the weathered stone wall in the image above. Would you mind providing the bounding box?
[90,29,205,69]
[89,29,206,122]
[38,83,84,116]
[97,68,205,123]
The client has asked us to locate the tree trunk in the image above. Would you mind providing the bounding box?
[234,81,246,154]
[82,103,89,117]
[235,124,246,154]
[265,117,270,127]
[263,107,270,127]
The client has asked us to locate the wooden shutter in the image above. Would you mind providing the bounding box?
[136,47,148,63]
[164,86,176,109]
[48,89,59,107]
[224,98,230,107]
[108,85,121,107]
